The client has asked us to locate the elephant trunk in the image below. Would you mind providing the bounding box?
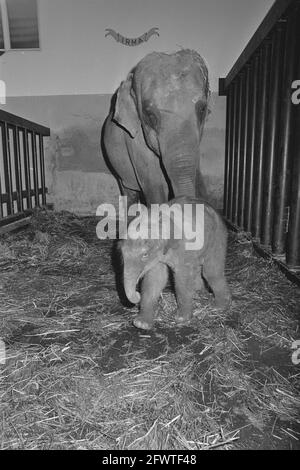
[166,152,198,197]
[161,121,201,197]
[124,268,141,304]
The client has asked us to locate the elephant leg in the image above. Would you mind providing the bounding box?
[119,181,141,206]
[202,261,231,309]
[141,182,169,205]
[174,267,194,323]
[194,271,205,293]
[133,264,169,330]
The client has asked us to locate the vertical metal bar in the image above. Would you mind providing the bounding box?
[0,132,3,219]
[18,129,26,209]
[1,123,13,215]
[228,80,239,223]
[286,6,300,269]
[12,125,23,213]
[251,41,272,241]
[232,73,243,226]
[272,4,300,255]
[227,81,236,221]
[261,24,286,248]
[0,184,2,219]
[244,54,259,233]
[237,65,251,230]
[223,89,231,217]
[31,131,39,206]
[39,134,47,206]
[23,129,32,209]
[251,47,264,238]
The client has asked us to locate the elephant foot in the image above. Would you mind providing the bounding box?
[174,309,192,325]
[214,293,232,310]
[133,315,153,330]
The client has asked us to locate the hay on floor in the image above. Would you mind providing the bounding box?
[0,208,299,449]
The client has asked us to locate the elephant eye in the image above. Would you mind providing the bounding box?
[143,103,159,130]
[150,112,158,129]
[195,100,207,122]
[142,252,149,260]
[145,110,158,129]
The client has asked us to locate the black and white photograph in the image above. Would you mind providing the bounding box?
[0,0,299,452]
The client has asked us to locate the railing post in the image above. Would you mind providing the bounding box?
[12,126,23,213]
[232,73,244,226]
[231,79,241,224]
[261,24,286,248]
[244,54,259,233]
[39,134,47,206]
[227,81,237,222]
[223,87,231,217]
[237,68,249,230]
[2,123,14,216]
[272,2,300,255]
[251,41,272,241]
[23,129,32,210]
[31,132,39,207]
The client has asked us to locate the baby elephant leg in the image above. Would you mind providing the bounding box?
[174,267,194,324]
[195,272,205,293]
[203,260,231,309]
[134,263,169,330]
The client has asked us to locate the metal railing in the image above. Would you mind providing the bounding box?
[219,0,300,281]
[0,109,50,227]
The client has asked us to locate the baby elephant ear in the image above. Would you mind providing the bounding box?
[114,73,140,138]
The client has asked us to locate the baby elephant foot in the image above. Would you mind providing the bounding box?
[214,292,232,310]
[175,309,193,325]
[133,314,153,330]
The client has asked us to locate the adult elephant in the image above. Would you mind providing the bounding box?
[103,49,210,329]
[103,49,210,205]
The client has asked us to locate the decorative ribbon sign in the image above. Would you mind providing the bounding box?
[105,27,159,46]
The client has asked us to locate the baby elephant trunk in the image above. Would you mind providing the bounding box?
[124,269,141,304]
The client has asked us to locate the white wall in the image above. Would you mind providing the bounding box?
[0,0,274,96]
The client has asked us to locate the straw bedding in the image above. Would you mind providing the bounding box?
[0,209,299,449]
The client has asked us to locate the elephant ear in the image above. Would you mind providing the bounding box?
[114,73,139,138]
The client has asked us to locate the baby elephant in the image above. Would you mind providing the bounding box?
[121,196,231,330]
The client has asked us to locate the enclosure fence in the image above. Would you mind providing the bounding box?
[0,109,50,228]
[219,0,300,279]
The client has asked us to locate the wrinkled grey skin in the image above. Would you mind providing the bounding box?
[103,49,210,203]
[121,196,231,330]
